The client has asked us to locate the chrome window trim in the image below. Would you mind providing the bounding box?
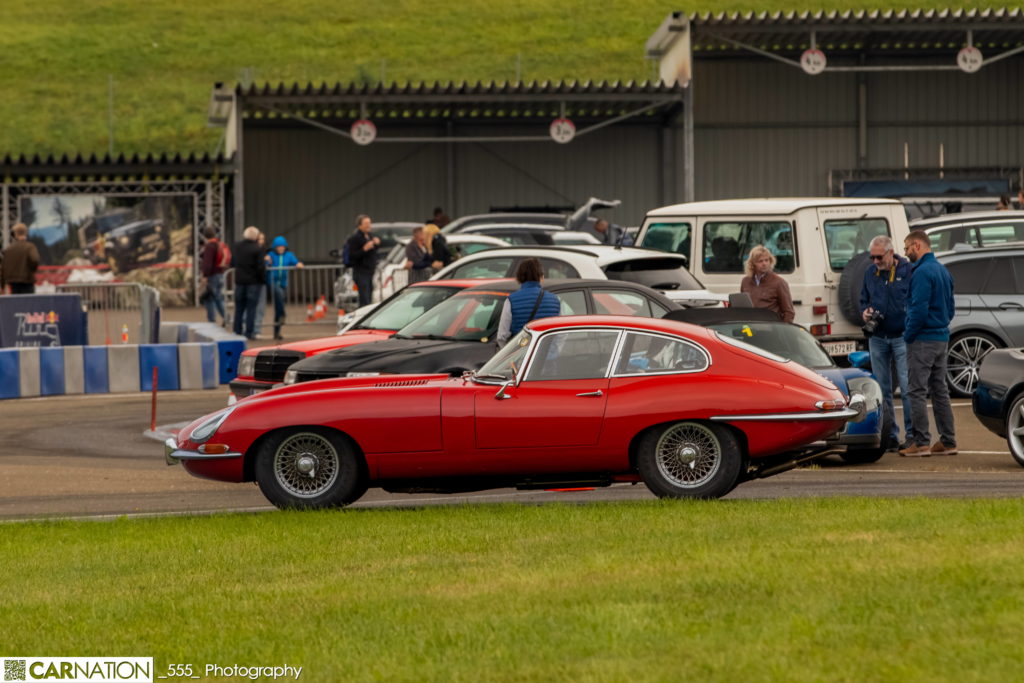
[610,330,712,377]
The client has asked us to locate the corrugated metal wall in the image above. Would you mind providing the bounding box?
[243,123,671,260]
[693,57,1024,199]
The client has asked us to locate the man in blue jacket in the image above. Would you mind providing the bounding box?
[496,258,561,346]
[266,236,303,340]
[860,235,914,451]
[899,230,957,456]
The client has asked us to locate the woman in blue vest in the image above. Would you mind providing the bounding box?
[266,236,304,340]
[496,258,561,345]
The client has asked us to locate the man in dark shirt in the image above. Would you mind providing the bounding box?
[1,223,40,294]
[233,226,268,340]
[346,215,381,307]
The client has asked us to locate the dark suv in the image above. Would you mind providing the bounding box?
[80,208,171,273]
[938,243,1024,396]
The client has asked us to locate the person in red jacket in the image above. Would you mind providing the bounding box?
[199,226,228,324]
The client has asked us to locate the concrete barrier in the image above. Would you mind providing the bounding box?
[0,340,225,400]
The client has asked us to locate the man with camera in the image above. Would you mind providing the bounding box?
[860,235,914,451]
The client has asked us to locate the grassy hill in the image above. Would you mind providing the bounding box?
[1,1,1006,156]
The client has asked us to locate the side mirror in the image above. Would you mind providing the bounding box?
[494,381,513,400]
[848,350,871,370]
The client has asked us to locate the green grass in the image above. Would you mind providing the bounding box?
[0,0,1009,156]
[2,498,1023,681]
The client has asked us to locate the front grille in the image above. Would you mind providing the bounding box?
[254,349,305,382]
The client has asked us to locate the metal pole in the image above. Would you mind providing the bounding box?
[683,85,694,202]
[107,75,114,156]
[232,91,245,243]
[446,120,455,216]
[150,366,159,432]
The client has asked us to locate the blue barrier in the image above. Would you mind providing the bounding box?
[83,347,109,394]
[0,349,19,399]
[139,344,180,391]
[39,347,65,396]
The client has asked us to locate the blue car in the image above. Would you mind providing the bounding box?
[666,307,885,463]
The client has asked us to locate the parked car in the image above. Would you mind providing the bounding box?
[228,279,489,401]
[285,279,681,384]
[635,198,911,357]
[166,315,863,509]
[937,243,1024,396]
[914,210,1024,251]
[441,212,574,234]
[667,307,884,463]
[430,245,727,308]
[972,346,1024,467]
[455,223,601,246]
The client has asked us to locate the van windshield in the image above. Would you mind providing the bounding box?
[702,221,795,273]
[824,218,890,270]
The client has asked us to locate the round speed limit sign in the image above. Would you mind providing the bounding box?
[957,46,983,73]
[350,119,377,146]
[549,118,576,144]
[800,49,827,75]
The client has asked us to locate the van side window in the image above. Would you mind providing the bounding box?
[641,222,691,261]
[702,222,795,273]
[823,218,889,271]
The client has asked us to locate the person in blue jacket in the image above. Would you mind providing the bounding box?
[899,229,957,457]
[496,258,561,345]
[859,235,914,451]
[266,236,304,340]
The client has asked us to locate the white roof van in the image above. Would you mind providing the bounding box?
[636,198,911,357]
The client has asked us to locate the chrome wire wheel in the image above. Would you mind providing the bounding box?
[273,432,341,498]
[947,334,998,397]
[1007,396,1024,468]
[654,422,722,489]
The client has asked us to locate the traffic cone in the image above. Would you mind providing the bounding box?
[313,295,326,320]
[121,324,129,344]
[305,304,315,322]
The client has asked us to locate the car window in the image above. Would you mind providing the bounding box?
[482,229,555,246]
[353,286,460,330]
[944,258,991,295]
[613,332,709,375]
[557,290,588,315]
[524,330,620,381]
[977,223,1024,246]
[928,227,968,251]
[702,221,795,273]
[603,258,702,291]
[446,257,514,279]
[478,330,533,380]
[982,257,1016,295]
[592,290,652,317]
[823,218,889,271]
[707,321,833,369]
[396,292,505,341]
[641,222,691,258]
[539,258,580,279]
[455,241,499,257]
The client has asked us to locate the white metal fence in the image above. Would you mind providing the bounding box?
[57,282,161,345]
[224,264,346,328]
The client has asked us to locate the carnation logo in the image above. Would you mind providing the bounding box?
[1,658,152,683]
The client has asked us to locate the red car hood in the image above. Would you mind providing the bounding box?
[254,329,395,356]
[241,373,456,403]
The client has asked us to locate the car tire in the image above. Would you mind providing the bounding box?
[947,331,1001,398]
[837,251,872,326]
[254,427,368,509]
[1005,394,1024,468]
[637,421,742,499]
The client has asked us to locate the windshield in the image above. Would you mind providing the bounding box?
[477,330,532,380]
[395,291,506,341]
[353,286,460,331]
[603,258,702,291]
[709,321,834,369]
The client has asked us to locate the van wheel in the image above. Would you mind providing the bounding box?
[837,251,872,326]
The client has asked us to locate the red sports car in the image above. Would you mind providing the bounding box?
[229,279,490,400]
[167,316,864,506]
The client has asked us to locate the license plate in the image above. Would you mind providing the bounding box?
[822,340,857,356]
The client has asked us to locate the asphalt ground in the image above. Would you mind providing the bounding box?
[2,387,1021,521]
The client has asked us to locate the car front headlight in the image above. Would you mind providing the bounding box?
[284,370,298,385]
[189,407,236,443]
[238,355,256,378]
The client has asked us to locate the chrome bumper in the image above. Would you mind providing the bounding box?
[711,393,866,423]
[164,437,244,466]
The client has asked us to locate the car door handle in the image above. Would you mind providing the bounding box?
[576,390,603,397]
[999,302,1024,311]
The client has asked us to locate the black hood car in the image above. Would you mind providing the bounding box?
[284,279,679,384]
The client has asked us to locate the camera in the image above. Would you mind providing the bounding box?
[863,309,884,334]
